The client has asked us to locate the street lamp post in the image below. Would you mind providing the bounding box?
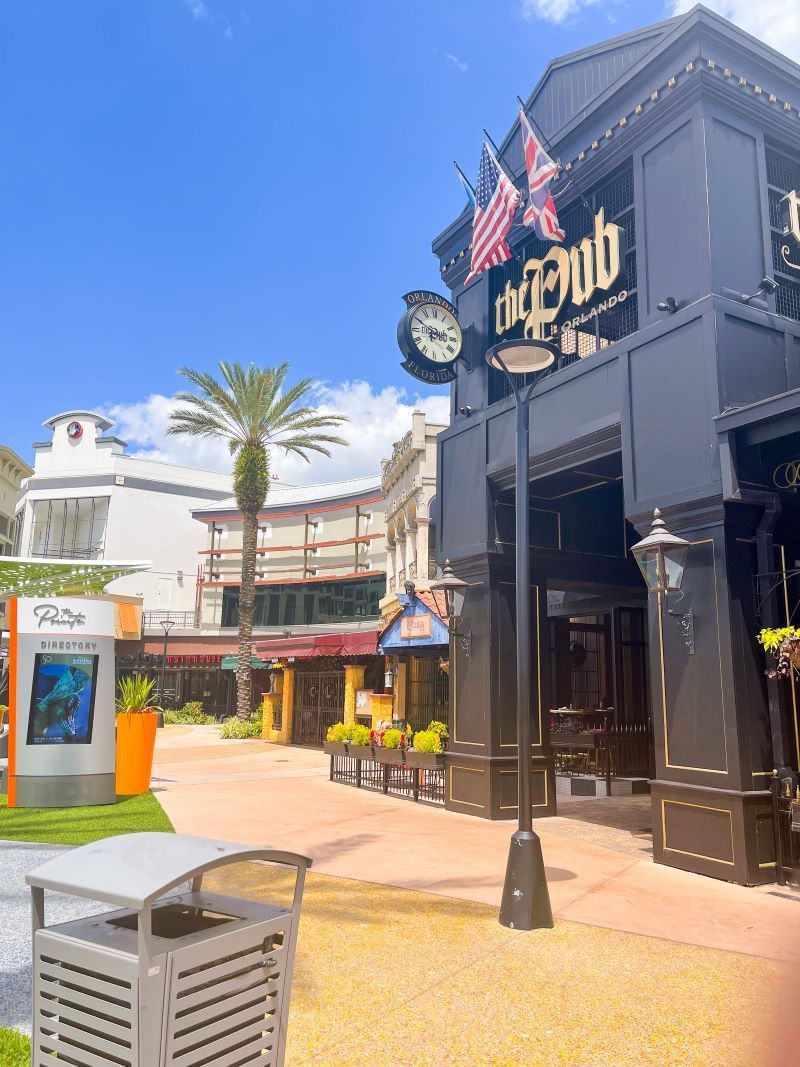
[158,619,176,708]
[485,337,557,930]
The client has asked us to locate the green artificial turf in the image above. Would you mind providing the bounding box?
[0,1026,31,1066]
[0,790,173,845]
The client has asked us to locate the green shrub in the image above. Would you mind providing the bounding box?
[163,706,215,725]
[413,729,442,753]
[220,716,263,739]
[327,722,347,742]
[350,723,372,746]
[382,727,403,749]
[427,720,449,741]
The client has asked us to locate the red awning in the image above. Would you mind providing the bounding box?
[253,631,378,659]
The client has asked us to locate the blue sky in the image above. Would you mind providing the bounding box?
[1,0,792,480]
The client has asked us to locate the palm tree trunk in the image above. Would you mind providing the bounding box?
[236,506,258,720]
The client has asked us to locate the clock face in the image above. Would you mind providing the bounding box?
[409,303,462,365]
[67,421,83,440]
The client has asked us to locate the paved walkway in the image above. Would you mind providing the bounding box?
[154,727,800,962]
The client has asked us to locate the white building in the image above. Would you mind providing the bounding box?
[14,411,231,616]
[381,411,447,607]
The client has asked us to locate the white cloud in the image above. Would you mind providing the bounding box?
[446,53,469,73]
[520,0,585,24]
[669,0,800,59]
[103,380,450,486]
[183,0,208,19]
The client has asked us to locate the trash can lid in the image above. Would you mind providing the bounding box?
[26,832,312,911]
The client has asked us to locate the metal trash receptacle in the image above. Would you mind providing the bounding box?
[26,831,312,1066]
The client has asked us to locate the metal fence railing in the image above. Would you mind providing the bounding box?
[329,754,445,806]
[142,610,199,629]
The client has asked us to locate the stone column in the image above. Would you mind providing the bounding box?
[343,664,365,726]
[277,667,295,745]
[416,518,430,585]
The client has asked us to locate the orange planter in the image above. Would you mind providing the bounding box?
[115,710,158,795]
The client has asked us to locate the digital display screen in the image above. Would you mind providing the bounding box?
[26,652,98,746]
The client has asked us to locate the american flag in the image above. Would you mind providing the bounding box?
[519,108,564,242]
[464,142,521,285]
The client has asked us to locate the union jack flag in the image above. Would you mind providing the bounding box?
[519,108,564,242]
[464,142,521,285]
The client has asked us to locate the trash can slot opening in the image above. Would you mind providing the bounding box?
[107,904,241,939]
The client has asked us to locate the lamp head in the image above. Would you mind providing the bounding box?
[430,558,469,621]
[485,338,558,375]
[631,508,690,594]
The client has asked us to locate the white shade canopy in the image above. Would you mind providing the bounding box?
[0,557,151,599]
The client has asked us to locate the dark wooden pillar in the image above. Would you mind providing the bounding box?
[642,502,775,884]
[444,556,555,819]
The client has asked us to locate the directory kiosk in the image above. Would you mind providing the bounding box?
[12,597,117,807]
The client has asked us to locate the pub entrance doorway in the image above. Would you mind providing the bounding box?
[546,586,654,849]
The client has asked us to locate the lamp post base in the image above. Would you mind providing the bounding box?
[499,830,554,930]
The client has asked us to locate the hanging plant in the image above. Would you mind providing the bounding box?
[757,627,800,678]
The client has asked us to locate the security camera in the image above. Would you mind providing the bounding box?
[727,276,781,305]
[656,297,679,314]
[458,405,473,416]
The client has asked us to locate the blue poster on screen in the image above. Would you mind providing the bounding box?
[26,652,98,745]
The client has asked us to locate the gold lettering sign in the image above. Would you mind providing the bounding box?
[781,190,800,273]
[494,208,624,340]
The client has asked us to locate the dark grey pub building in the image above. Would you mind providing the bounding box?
[433,5,800,883]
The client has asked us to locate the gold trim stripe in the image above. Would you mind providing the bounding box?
[499,767,550,809]
[449,764,485,808]
[661,798,735,866]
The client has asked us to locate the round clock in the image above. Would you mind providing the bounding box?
[397,291,463,372]
[66,421,83,440]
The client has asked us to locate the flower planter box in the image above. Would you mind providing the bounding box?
[323,741,348,757]
[347,744,375,761]
[374,747,405,765]
[406,750,445,770]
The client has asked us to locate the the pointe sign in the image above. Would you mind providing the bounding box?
[493,208,627,342]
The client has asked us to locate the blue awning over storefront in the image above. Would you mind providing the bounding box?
[378,593,449,653]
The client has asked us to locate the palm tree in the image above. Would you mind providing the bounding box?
[168,362,348,720]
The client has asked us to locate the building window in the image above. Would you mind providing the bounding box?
[28,497,109,559]
[766,144,800,324]
[220,574,387,628]
[488,162,638,405]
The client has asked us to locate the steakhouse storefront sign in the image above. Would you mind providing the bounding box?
[493,208,627,342]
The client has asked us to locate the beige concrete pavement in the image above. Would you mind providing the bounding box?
[153,726,800,962]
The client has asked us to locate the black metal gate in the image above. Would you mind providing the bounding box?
[292,671,345,745]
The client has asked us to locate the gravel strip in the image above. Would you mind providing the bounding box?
[0,842,103,1034]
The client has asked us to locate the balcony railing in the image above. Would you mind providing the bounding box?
[142,610,199,630]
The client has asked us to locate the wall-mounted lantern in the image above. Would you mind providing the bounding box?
[431,559,471,658]
[384,662,398,690]
[632,508,694,653]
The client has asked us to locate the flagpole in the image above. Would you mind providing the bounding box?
[516,95,593,219]
[453,161,476,200]
[483,129,517,178]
